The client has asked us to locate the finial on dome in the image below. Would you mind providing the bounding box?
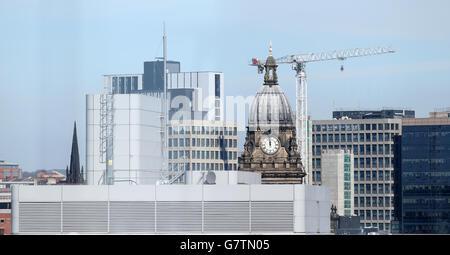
[269,41,273,56]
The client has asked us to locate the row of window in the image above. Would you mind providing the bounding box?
[168,162,237,171]
[355,170,394,182]
[312,132,399,143]
[313,156,394,170]
[312,144,395,157]
[354,157,394,169]
[360,222,391,231]
[168,138,237,148]
[168,126,237,136]
[355,210,394,221]
[344,199,351,209]
[169,150,237,161]
[355,196,393,208]
[354,183,394,194]
[312,170,394,183]
[313,123,400,132]
[111,76,139,94]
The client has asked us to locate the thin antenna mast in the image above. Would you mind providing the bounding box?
[162,23,168,181]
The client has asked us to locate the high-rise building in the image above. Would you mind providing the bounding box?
[92,60,229,185]
[312,112,406,232]
[168,72,224,121]
[321,149,354,217]
[143,60,180,92]
[167,120,238,183]
[86,93,163,185]
[393,114,450,234]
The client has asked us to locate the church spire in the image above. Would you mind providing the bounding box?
[67,121,83,184]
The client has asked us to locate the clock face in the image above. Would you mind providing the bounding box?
[260,136,280,155]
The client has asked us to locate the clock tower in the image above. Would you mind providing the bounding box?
[239,44,306,184]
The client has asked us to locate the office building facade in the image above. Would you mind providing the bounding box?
[312,117,402,231]
[167,120,238,183]
[394,116,450,233]
[321,149,354,217]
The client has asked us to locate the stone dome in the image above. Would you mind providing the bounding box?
[248,44,294,130]
[248,84,294,129]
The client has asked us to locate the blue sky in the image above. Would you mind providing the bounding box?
[1,0,450,171]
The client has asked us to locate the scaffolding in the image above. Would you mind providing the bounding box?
[99,78,114,185]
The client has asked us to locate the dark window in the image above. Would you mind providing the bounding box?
[215,74,220,98]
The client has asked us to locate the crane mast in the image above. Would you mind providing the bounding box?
[250,45,395,184]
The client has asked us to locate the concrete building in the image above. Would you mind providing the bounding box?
[321,149,354,217]
[168,72,224,121]
[11,184,330,234]
[91,58,229,185]
[312,112,405,232]
[86,93,163,185]
[143,60,180,92]
[0,160,22,181]
[167,120,238,183]
[394,114,450,234]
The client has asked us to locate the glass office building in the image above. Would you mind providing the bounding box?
[312,111,409,232]
[394,117,450,233]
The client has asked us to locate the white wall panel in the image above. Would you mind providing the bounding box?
[109,185,155,201]
[113,125,130,140]
[113,94,130,109]
[294,199,306,218]
[112,155,130,170]
[12,184,330,234]
[250,185,293,201]
[62,186,108,201]
[155,185,202,201]
[294,185,306,201]
[114,109,132,125]
[18,186,62,202]
[203,185,249,201]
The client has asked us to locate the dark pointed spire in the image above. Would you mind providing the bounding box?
[65,165,69,183]
[68,121,81,184]
[80,166,85,184]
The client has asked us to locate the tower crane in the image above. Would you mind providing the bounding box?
[250,45,395,184]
